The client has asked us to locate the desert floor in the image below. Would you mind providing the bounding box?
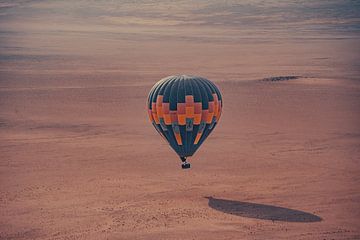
[1,1,360,239]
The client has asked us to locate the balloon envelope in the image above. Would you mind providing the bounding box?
[147,75,222,158]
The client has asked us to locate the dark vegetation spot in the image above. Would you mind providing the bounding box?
[262,76,301,82]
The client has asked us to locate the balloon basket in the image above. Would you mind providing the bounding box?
[181,162,191,169]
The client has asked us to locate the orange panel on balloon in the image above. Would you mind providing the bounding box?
[185,107,195,118]
[151,103,159,124]
[213,94,219,118]
[163,114,171,124]
[162,102,170,114]
[201,110,209,122]
[156,95,163,105]
[170,111,177,123]
[156,96,163,117]
[208,101,215,113]
[178,114,186,125]
[185,95,194,105]
[194,102,202,114]
[206,112,214,124]
[148,109,153,122]
[194,114,202,124]
[177,103,186,114]
[175,132,182,145]
[157,107,163,118]
[151,102,156,112]
[216,101,222,120]
[152,114,160,124]
[194,132,202,144]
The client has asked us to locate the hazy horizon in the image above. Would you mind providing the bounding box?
[1,1,359,84]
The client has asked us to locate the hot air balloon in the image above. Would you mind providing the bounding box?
[147,75,223,169]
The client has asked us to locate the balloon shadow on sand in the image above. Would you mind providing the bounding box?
[205,197,322,222]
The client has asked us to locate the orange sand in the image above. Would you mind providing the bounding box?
[1,1,360,239]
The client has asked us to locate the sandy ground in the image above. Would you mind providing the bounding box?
[1,77,359,239]
[1,1,360,239]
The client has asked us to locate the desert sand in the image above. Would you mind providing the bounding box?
[1,1,360,239]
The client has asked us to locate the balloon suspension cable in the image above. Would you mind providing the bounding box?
[180,157,190,169]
